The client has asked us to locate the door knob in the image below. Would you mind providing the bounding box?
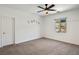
[3,32,6,34]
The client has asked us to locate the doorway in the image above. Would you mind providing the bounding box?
[0,16,15,47]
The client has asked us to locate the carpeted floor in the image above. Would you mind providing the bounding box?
[0,38,79,55]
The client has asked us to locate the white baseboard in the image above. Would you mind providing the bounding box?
[44,35,79,45]
[15,36,42,44]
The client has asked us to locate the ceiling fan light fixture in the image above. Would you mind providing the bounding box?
[46,11,48,14]
[46,12,48,14]
[45,10,48,15]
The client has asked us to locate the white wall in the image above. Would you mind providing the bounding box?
[0,5,79,46]
[0,6,42,44]
[15,15,42,43]
[43,8,79,45]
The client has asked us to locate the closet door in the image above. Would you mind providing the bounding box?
[2,16,14,46]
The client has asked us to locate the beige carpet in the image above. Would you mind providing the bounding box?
[0,38,79,55]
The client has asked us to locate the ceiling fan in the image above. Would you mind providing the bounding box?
[37,4,56,14]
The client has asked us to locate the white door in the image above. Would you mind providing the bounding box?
[1,16,14,47]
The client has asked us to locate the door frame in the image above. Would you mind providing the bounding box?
[12,17,15,45]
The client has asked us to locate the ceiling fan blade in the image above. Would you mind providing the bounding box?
[37,6,45,9]
[37,10,44,13]
[47,4,55,9]
[48,9,56,11]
